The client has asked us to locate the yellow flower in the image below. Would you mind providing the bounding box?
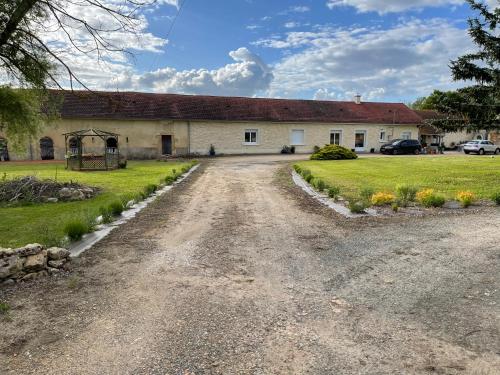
[371,192,396,206]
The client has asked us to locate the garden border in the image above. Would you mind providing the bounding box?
[292,170,377,219]
[69,164,199,257]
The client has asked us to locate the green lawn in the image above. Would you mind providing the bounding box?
[0,160,194,248]
[296,156,500,199]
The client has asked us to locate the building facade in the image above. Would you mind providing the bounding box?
[1,91,426,161]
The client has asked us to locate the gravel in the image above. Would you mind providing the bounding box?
[0,154,499,374]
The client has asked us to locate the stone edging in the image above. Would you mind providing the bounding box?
[69,164,200,258]
[292,170,377,218]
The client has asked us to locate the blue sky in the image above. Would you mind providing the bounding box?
[50,0,499,103]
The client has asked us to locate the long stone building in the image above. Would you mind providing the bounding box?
[0,91,483,161]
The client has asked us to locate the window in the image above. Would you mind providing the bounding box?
[401,131,411,140]
[244,129,258,144]
[291,129,305,145]
[379,129,386,142]
[330,130,342,145]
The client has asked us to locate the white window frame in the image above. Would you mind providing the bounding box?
[330,130,342,145]
[401,131,411,140]
[379,129,386,142]
[243,129,259,145]
[290,129,305,146]
[354,130,367,151]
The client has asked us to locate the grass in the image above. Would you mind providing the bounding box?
[0,160,194,247]
[296,156,500,200]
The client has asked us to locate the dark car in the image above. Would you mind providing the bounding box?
[380,139,422,155]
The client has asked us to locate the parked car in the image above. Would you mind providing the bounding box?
[463,140,500,155]
[380,139,422,155]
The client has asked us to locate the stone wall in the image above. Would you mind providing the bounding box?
[0,244,70,285]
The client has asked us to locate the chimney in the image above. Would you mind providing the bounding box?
[354,94,362,105]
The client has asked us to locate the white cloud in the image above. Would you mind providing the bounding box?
[284,21,301,28]
[326,0,498,14]
[263,19,475,101]
[108,47,274,97]
[290,5,311,12]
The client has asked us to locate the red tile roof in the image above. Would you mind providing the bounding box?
[53,90,423,125]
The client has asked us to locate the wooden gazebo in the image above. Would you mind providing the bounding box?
[64,129,120,170]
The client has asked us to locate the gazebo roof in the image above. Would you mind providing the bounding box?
[63,128,119,137]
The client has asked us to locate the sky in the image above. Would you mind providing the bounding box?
[41,0,499,103]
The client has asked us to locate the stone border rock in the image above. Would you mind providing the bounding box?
[1,244,70,285]
[292,170,377,219]
[69,164,200,258]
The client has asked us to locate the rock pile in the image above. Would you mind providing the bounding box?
[0,244,71,285]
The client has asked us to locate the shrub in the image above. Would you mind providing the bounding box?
[371,192,396,206]
[165,175,176,185]
[348,199,368,214]
[395,184,418,207]
[64,219,88,241]
[327,186,341,200]
[293,164,302,174]
[360,186,375,201]
[118,160,127,169]
[143,184,158,196]
[310,145,358,160]
[99,206,113,224]
[416,189,445,208]
[108,200,124,216]
[313,178,327,192]
[300,168,311,178]
[491,191,500,205]
[304,174,313,183]
[456,191,475,208]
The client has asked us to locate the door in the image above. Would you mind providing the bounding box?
[354,131,366,152]
[162,135,172,155]
[40,137,54,160]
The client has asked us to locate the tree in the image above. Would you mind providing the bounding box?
[0,0,155,147]
[430,0,499,132]
[409,90,464,111]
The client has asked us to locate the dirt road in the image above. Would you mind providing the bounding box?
[1,155,499,374]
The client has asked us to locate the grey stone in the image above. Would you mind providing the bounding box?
[21,270,48,281]
[47,247,70,261]
[15,243,44,257]
[443,201,462,209]
[1,278,15,286]
[48,259,66,269]
[24,250,47,272]
[0,248,14,259]
[69,190,85,201]
[0,256,23,279]
[46,197,59,203]
[47,267,62,275]
[58,187,72,198]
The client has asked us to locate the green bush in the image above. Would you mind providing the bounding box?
[300,168,312,178]
[360,186,375,201]
[491,191,500,205]
[118,160,127,169]
[64,219,89,241]
[99,206,113,224]
[395,183,418,207]
[165,175,176,185]
[293,164,302,174]
[348,199,368,214]
[108,200,124,216]
[420,194,446,208]
[327,186,341,200]
[313,178,327,191]
[310,145,358,160]
[304,174,313,183]
[143,184,158,196]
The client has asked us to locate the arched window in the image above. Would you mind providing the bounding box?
[0,137,9,161]
[40,137,54,160]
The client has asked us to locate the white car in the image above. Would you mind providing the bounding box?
[463,140,500,155]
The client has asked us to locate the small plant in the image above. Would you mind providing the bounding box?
[313,178,327,192]
[293,164,302,174]
[348,199,368,214]
[416,189,445,208]
[143,184,158,196]
[391,203,399,212]
[209,144,216,156]
[304,174,313,183]
[64,219,88,241]
[371,192,396,206]
[0,301,10,315]
[360,186,375,201]
[395,183,418,207]
[300,168,311,178]
[456,191,475,208]
[67,276,79,290]
[118,160,127,169]
[108,200,124,216]
[99,206,113,224]
[165,175,175,185]
[491,191,500,205]
[327,186,341,200]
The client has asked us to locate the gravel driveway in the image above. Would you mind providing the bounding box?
[1,155,499,374]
